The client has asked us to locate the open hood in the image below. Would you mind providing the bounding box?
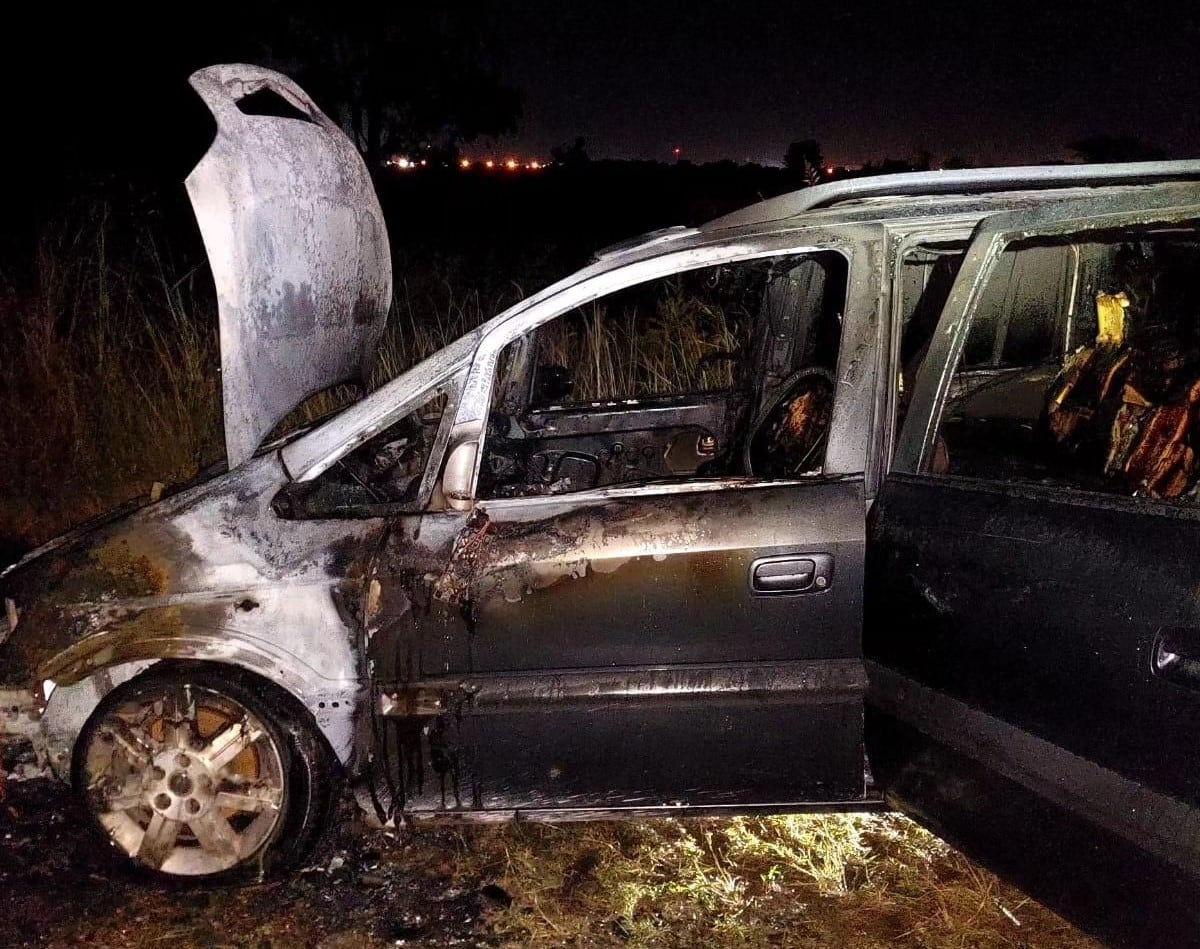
[185,64,392,468]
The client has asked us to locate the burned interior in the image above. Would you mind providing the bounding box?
[477,252,848,498]
[928,224,1200,497]
[279,391,452,515]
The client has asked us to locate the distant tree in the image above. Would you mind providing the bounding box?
[551,137,590,168]
[1068,135,1166,163]
[784,139,823,185]
[260,4,521,169]
[942,155,974,170]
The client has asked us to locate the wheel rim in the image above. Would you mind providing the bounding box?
[81,683,286,876]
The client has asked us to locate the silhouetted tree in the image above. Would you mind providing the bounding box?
[261,4,521,168]
[1068,135,1166,163]
[784,139,823,185]
[942,156,974,170]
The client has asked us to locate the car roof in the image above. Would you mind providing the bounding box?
[594,161,1200,262]
[702,160,1200,231]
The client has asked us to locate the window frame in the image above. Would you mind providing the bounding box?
[880,224,975,477]
[449,236,868,507]
[276,372,465,519]
[891,185,1200,494]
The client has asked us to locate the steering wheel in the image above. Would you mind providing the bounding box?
[743,367,836,478]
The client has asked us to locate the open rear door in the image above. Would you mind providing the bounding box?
[869,182,1200,948]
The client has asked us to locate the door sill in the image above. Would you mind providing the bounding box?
[394,796,888,826]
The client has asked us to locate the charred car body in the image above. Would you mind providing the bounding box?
[3,64,1200,945]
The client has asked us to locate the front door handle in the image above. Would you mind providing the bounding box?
[750,554,833,595]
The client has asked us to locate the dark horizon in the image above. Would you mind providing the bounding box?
[485,0,1200,167]
[2,0,1198,234]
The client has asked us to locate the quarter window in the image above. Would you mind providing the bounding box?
[281,389,452,515]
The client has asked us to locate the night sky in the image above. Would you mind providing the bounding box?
[4,0,1200,196]
[487,0,1200,166]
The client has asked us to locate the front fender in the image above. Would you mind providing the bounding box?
[39,586,360,688]
[30,596,364,778]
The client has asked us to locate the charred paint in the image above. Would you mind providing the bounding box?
[357,476,866,816]
[0,452,387,771]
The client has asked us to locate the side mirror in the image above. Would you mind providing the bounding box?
[441,440,478,511]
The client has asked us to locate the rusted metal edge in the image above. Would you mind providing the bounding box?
[378,658,865,717]
[405,796,888,825]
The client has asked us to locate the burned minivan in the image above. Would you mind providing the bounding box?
[3,64,1200,945]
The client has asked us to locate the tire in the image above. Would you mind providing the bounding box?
[72,661,338,884]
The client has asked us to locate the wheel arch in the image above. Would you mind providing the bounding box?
[40,647,359,782]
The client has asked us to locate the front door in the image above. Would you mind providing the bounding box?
[868,184,1200,948]
[380,241,880,816]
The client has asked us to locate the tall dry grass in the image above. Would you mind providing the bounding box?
[0,217,506,548]
[538,284,743,402]
[0,212,221,543]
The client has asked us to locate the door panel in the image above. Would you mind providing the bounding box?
[870,185,1200,947]
[374,479,868,814]
[870,475,1200,804]
[371,243,878,816]
[418,478,868,811]
[467,479,863,672]
[464,667,865,810]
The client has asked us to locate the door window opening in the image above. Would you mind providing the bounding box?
[928,224,1200,501]
[480,253,848,498]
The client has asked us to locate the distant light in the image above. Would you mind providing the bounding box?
[673,146,682,158]
[420,159,428,167]
[395,157,412,169]
[460,158,471,169]
[505,158,518,170]
[825,166,834,175]
[485,159,495,169]
[529,160,542,170]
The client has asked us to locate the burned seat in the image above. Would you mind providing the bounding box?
[1045,285,1200,499]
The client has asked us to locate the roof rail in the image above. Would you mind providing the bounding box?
[592,225,698,261]
[703,160,1200,231]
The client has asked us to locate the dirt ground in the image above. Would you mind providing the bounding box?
[0,765,1100,949]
